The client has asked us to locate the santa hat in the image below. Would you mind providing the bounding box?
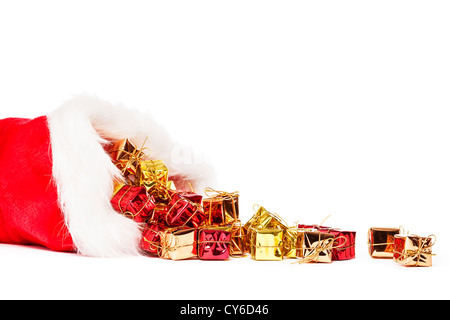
[0,94,214,257]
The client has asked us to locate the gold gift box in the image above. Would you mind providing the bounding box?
[250,228,284,261]
[297,231,335,263]
[229,221,248,256]
[283,227,302,258]
[367,227,400,258]
[203,193,239,225]
[137,160,169,197]
[393,234,435,267]
[110,138,141,175]
[159,227,197,260]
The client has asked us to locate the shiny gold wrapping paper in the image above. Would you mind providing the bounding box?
[203,189,239,225]
[229,221,247,256]
[283,227,301,258]
[297,231,335,263]
[250,228,284,261]
[367,227,400,258]
[136,160,169,198]
[159,227,197,260]
[110,138,141,175]
[393,234,435,267]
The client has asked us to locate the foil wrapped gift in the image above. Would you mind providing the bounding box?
[368,227,400,258]
[298,224,356,260]
[202,188,239,225]
[297,231,335,263]
[110,185,156,223]
[283,227,302,258]
[164,191,205,228]
[159,227,197,260]
[250,228,284,261]
[197,226,231,260]
[393,234,435,267]
[229,221,247,256]
[244,205,288,246]
[109,138,143,176]
[140,223,165,255]
[137,159,170,201]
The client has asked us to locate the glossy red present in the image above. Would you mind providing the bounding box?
[164,191,205,228]
[326,229,356,260]
[198,226,231,260]
[110,185,156,223]
[140,223,165,255]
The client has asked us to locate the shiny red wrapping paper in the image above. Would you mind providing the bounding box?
[298,224,356,260]
[140,223,165,255]
[110,185,156,223]
[197,227,231,260]
[164,191,206,228]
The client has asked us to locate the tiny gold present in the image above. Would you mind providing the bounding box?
[136,159,169,200]
[109,138,143,176]
[229,221,247,256]
[203,188,239,225]
[367,227,400,258]
[296,231,335,263]
[250,228,284,261]
[159,227,197,260]
[283,227,301,258]
[393,234,435,267]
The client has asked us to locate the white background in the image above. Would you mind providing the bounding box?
[0,0,449,300]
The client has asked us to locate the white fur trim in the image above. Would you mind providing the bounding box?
[47,94,214,257]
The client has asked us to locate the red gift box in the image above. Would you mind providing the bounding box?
[197,227,231,260]
[110,185,156,223]
[164,191,206,228]
[140,223,165,255]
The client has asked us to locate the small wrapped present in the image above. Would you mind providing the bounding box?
[203,188,239,225]
[110,185,156,223]
[296,231,335,263]
[197,226,231,260]
[137,159,170,201]
[109,138,144,176]
[164,191,206,228]
[244,206,288,245]
[159,227,197,260]
[328,229,356,260]
[368,227,400,258]
[283,227,301,258]
[229,221,247,256]
[140,223,165,255]
[250,228,284,261]
[393,234,435,267]
[297,222,356,260]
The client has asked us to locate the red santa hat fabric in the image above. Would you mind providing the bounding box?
[0,95,213,257]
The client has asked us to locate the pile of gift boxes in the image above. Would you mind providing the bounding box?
[108,138,435,266]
